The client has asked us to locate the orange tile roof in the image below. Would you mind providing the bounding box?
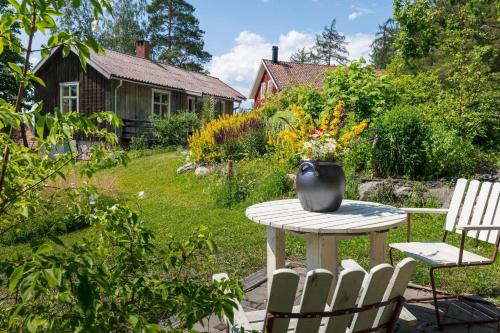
[89,49,245,101]
[263,59,335,90]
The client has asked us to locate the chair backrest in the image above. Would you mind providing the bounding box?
[264,259,416,333]
[445,178,500,245]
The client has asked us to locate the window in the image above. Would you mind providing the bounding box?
[60,82,79,112]
[260,82,266,99]
[267,81,274,95]
[187,96,196,112]
[152,90,170,118]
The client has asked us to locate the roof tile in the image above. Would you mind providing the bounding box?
[263,59,334,90]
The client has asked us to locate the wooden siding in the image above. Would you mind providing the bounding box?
[254,70,277,108]
[35,49,111,116]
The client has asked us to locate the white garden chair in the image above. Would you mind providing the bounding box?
[214,258,416,333]
[389,178,500,329]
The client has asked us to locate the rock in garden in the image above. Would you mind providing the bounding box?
[195,166,211,176]
[176,162,196,174]
[358,181,385,200]
[394,185,412,198]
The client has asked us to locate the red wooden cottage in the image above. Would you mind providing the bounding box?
[249,46,335,108]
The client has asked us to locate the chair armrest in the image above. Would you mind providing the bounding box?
[456,225,499,231]
[401,208,448,214]
[212,273,251,329]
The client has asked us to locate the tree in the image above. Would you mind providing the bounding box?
[0,0,24,105]
[147,0,212,72]
[290,47,320,64]
[59,1,96,41]
[314,19,349,65]
[370,18,398,69]
[99,0,148,54]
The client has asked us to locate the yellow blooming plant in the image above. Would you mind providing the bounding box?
[276,101,368,161]
[188,112,265,163]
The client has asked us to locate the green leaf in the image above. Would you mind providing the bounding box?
[8,62,23,75]
[76,276,93,311]
[8,264,25,292]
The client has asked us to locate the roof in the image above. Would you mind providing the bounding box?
[34,47,246,101]
[249,59,334,99]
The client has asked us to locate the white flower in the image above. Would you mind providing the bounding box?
[110,204,118,211]
[138,191,145,199]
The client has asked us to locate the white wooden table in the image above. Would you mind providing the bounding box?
[245,199,407,293]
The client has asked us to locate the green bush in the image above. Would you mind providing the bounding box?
[251,169,294,202]
[241,129,268,158]
[130,135,148,151]
[212,170,256,208]
[425,123,479,177]
[153,112,201,146]
[371,105,429,179]
[220,137,244,161]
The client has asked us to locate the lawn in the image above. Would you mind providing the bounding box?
[6,150,499,301]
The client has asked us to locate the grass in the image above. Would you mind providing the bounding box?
[4,150,499,301]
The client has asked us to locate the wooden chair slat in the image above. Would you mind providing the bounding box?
[266,269,300,333]
[454,180,480,234]
[479,183,500,244]
[374,258,417,328]
[295,269,333,333]
[324,267,365,333]
[465,182,492,239]
[445,178,468,232]
[349,264,394,332]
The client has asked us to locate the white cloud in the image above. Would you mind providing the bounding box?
[347,7,373,21]
[209,30,374,103]
[346,33,374,61]
[209,30,314,99]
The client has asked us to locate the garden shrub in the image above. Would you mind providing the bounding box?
[212,169,256,207]
[0,205,242,332]
[0,185,116,246]
[130,135,148,151]
[240,129,268,158]
[251,169,294,203]
[425,123,479,177]
[188,112,265,163]
[371,105,429,179]
[152,112,201,147]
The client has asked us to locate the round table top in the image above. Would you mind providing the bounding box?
[246,199,407,235]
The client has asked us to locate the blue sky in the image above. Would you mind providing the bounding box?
[25,0,394,100]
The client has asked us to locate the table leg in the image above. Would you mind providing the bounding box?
[305,234,339,303]
[267,226,285,293]
[370,231,388,267]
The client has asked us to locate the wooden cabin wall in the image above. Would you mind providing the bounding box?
[35,50,111,116]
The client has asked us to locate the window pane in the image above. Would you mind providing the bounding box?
[154,93,160,103]
[62,86,70,97]
[70,98,78,112]
[161,104,168,117]
[62,99,70,112]
[153,104,161,116]
[70,85,77,96]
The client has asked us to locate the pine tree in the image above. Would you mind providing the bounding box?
[290,47,320,64]
[147,0,211,72]
[370,19,398,69]
[314,19,348,65]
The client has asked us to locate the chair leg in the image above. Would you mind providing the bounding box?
[430,267,443,330]
[389,248,394,266]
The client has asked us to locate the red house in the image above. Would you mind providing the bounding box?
[249,46,335,108]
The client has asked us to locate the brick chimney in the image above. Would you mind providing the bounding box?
[135,40,150,59]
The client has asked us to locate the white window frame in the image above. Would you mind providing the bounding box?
[260,82,266,100]
[220,100,226,114]
[151,89,171,118]
[59,82,79,113]
[187,96,196,112]
[267,81,274,95]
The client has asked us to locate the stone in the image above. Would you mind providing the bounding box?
[394,185,412,198]
[176,162,196,174]
[195,166,211,176]
[358,181,385,200]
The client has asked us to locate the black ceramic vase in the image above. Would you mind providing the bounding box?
[296,161,345,212]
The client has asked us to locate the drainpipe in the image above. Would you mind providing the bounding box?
[114,79,123,135]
